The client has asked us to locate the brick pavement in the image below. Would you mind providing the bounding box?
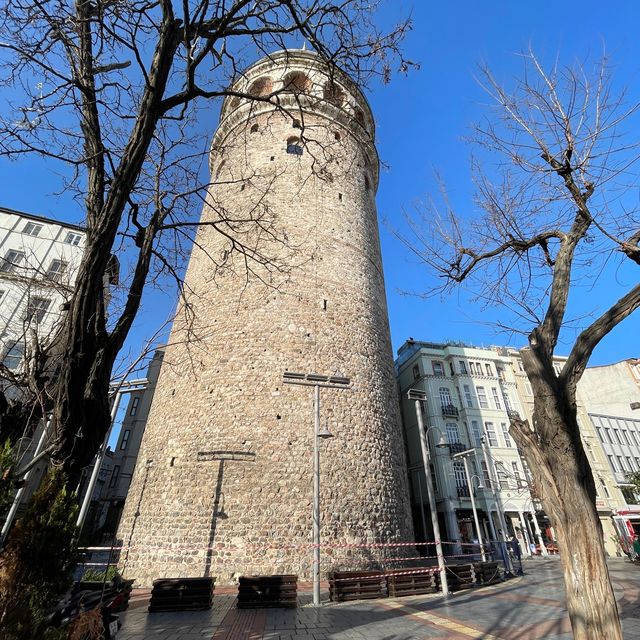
[117,558,640,639]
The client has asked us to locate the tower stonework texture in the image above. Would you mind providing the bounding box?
[117,50,414,586]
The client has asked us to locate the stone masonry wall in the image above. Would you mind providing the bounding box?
[117,50,414,586]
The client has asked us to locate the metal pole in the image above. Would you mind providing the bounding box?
[414,469,429,546]
[0,419,51,546]
[76,390,123,530]
[414,400,449,596]
[480,437,513,573]
[461,456,485,562]
[312,384,321,607]
[529,506,548,556]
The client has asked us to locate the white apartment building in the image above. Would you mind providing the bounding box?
[0,206,85,377]
[396,340,545,558]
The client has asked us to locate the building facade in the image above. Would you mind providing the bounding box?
[117,50,413,586]
[0,206,85,378]
[396,340,545,557]
[577,359,640,553]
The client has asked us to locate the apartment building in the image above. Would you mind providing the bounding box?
[0,206,85,378]
[396,340,544,557]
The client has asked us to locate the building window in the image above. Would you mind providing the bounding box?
[292,119,301,129]
[608,455,617,472]
[618,455,626,471]
[524,381,533,396]
[282,71,311,94]
[613,430,622,445]
[0,290,4,301]
[23,221,43,236]
[511,462,523,486]
[471,420,482,446]
[25,296,51,324]
[627,456,635,470]
[500,423,512,447]
[484,422,498,447]
[129,396,140,416]
[476,386,489,409]
[432,361,444,376]
[248,76,272,97]
[503,392,513,412]
[491,387,502,410]
[469,362,477,375]
[459,361,467,375]
[604,428,612,443]
[598,477,610,499]
[0,249,25,273]
[496,463,510,489]
[439,387,452,408]
[109,465,120,489]
[485,363,492,377]
[412,364,420,380]
[120,429,131,450]
[622,430,631,446]
[446,422,460,444]
[323,81,345,106]
[463,384,474,408]
[46,259,68,283]
[250,123,259,133]
[453,461,466,490]
[517,360,525,372]
[1,341,24,370]
[630,431,639,447]
[64,232,82,246]
[481,460,492,488]
[497,367,505,381]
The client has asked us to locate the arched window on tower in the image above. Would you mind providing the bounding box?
[364,174,370,191]
[334,131,341,141]
[323,81,345,106]
[354,107,366,127]
[250,123,259,134]
[292,119,301,129]
[215,160,226,180]
[248,76,273,97]
[286,136,303,156]
[229,96,241,109]
[282,71,311,94]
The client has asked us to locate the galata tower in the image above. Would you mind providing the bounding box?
[117,49,414,586]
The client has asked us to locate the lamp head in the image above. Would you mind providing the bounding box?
[318,424,334,439]
[435,434,448,448]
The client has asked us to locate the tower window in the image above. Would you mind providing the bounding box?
[250,123,259,133]
[354,107,365,126]
[248,76,272,97]
[338,193,343,201]
[323,81,345,106]
[286,137,303,155]
[292,119,301,129]
[283,71,311,94]
[364,175,370,191]
[334,131,341,141]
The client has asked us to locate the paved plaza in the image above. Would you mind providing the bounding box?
[117,557,640,639]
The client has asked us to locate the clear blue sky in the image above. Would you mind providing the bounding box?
[1,1,638,368]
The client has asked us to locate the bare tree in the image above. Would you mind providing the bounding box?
[400,51,640,640]
[0,1,412,633]
[0,0,412,484]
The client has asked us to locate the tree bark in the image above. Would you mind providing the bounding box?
[512,348,622,640]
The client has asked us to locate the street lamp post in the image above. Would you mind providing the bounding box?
[408,389,449,596]
[480,436,513,574]
[283,371,351,607]
[452,448,486,562]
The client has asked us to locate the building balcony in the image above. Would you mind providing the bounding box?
[448,442,467,455]
[441,404,459,418]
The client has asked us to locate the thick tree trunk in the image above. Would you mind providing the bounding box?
[513,349,622,640]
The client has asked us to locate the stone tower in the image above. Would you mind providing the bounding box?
[117,50,413,586]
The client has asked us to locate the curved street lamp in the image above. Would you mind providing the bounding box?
[408,388,449,596]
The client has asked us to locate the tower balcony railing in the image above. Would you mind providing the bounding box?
[441,404,459,418]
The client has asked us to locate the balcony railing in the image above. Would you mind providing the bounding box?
[448,442,466,455]
[441,404,459,418]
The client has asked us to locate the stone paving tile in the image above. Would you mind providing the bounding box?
[116,558,640,639]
